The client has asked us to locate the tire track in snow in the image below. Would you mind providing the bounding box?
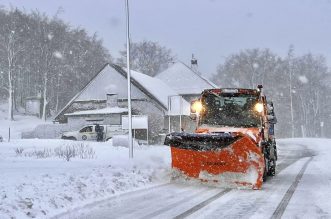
[271,156,313,219]
[276,143,314,174]
[115,184,209,219]
[182,143,314,219]
[136,187,215,219]
[173,188,232,219]
[52,183,172,219]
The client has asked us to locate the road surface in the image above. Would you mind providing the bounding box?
[56,140,316,219]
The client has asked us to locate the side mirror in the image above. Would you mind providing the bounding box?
[267,115,277,124]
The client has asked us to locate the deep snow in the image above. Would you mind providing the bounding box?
[0,107,330,218]
[0,139,171,219]
[1,138,331,218]
[0,106,172,219]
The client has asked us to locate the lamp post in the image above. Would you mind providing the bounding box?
[125,0,133,158]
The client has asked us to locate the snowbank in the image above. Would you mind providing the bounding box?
[0,139,171,219]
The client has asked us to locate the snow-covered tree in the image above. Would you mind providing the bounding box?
[211,48,331,138]
[290,53,328,137]
[0,9,28,120]
[117,40,174,76]
[0,8,112,120]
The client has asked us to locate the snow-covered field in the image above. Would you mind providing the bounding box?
[1,107,330,218]
[0,139,171,219]
[0,103,50,140]
[1,138,331,219]
[0,106,172,219]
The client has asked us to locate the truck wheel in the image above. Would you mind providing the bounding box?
[82,135,87,140]
[268,159,276,176]
[263,157,269,182]
[62,136,76,141]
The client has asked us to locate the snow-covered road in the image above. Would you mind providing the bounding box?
[56,139,330,219]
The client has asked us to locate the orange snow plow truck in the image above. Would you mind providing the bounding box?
[164,85,277,189]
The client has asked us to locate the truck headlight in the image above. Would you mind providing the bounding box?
[191,100,203,113]
[254,103,264,113]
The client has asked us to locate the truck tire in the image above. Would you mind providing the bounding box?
[268,159,276,176]
[263,157,269,182]
[82,135,87,140]
[62,136,77,141]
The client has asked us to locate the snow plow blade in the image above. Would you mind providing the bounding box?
[164,132,265,189]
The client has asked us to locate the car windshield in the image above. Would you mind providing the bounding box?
[199,93,261,128]
[80,126,93,132]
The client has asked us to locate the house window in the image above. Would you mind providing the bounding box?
[109,114,121,125]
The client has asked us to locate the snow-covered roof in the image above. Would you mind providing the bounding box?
[55,64,191,121]
[129,69,179,108]
[155,62,217,95]
[74,64,186,109]
[65,107,128,116]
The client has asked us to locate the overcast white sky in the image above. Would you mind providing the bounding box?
[1,0,331,77]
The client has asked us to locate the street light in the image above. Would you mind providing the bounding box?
[125,0,133,158]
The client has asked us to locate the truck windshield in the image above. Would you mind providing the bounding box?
[200,93,261,127]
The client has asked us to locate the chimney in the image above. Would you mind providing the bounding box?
[191,54,200,75]
[106,93,118,107]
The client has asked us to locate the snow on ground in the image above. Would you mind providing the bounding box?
[0,139,171,219]
[0,104,330,219]
[1,138,331,219]
[0,102,173,219]
[279,138,331,219]
[0,102,49,139]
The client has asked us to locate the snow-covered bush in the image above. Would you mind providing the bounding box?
[112,135,139,148]
[14,147,24,156]
[55,146,75,161]
[21,143,95,161]
[54,143,96,161]
[24,148,52,159]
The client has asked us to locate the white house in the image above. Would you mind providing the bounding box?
[54,64,191,143]
[155,61,217,102]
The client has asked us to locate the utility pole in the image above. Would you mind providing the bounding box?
[125,0,133,158]
[288,46,295,138]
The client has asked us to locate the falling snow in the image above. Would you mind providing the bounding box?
[298,75,309,84]
[53,51,63,59]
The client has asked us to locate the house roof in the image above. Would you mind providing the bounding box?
[155,61,217,95]
[129,69,179,108]
[54,64,190,121]
[65,107,128,116]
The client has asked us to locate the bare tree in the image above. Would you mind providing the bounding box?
[212,48,282,89]
[0,9,26,120]
[0,8,111,120]
[117,40,175,76]
[290,53,328,137]
[211,48,331,138]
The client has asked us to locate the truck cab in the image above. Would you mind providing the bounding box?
[192,86,277,175]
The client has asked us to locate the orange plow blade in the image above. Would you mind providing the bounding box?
[164,132,265,189]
